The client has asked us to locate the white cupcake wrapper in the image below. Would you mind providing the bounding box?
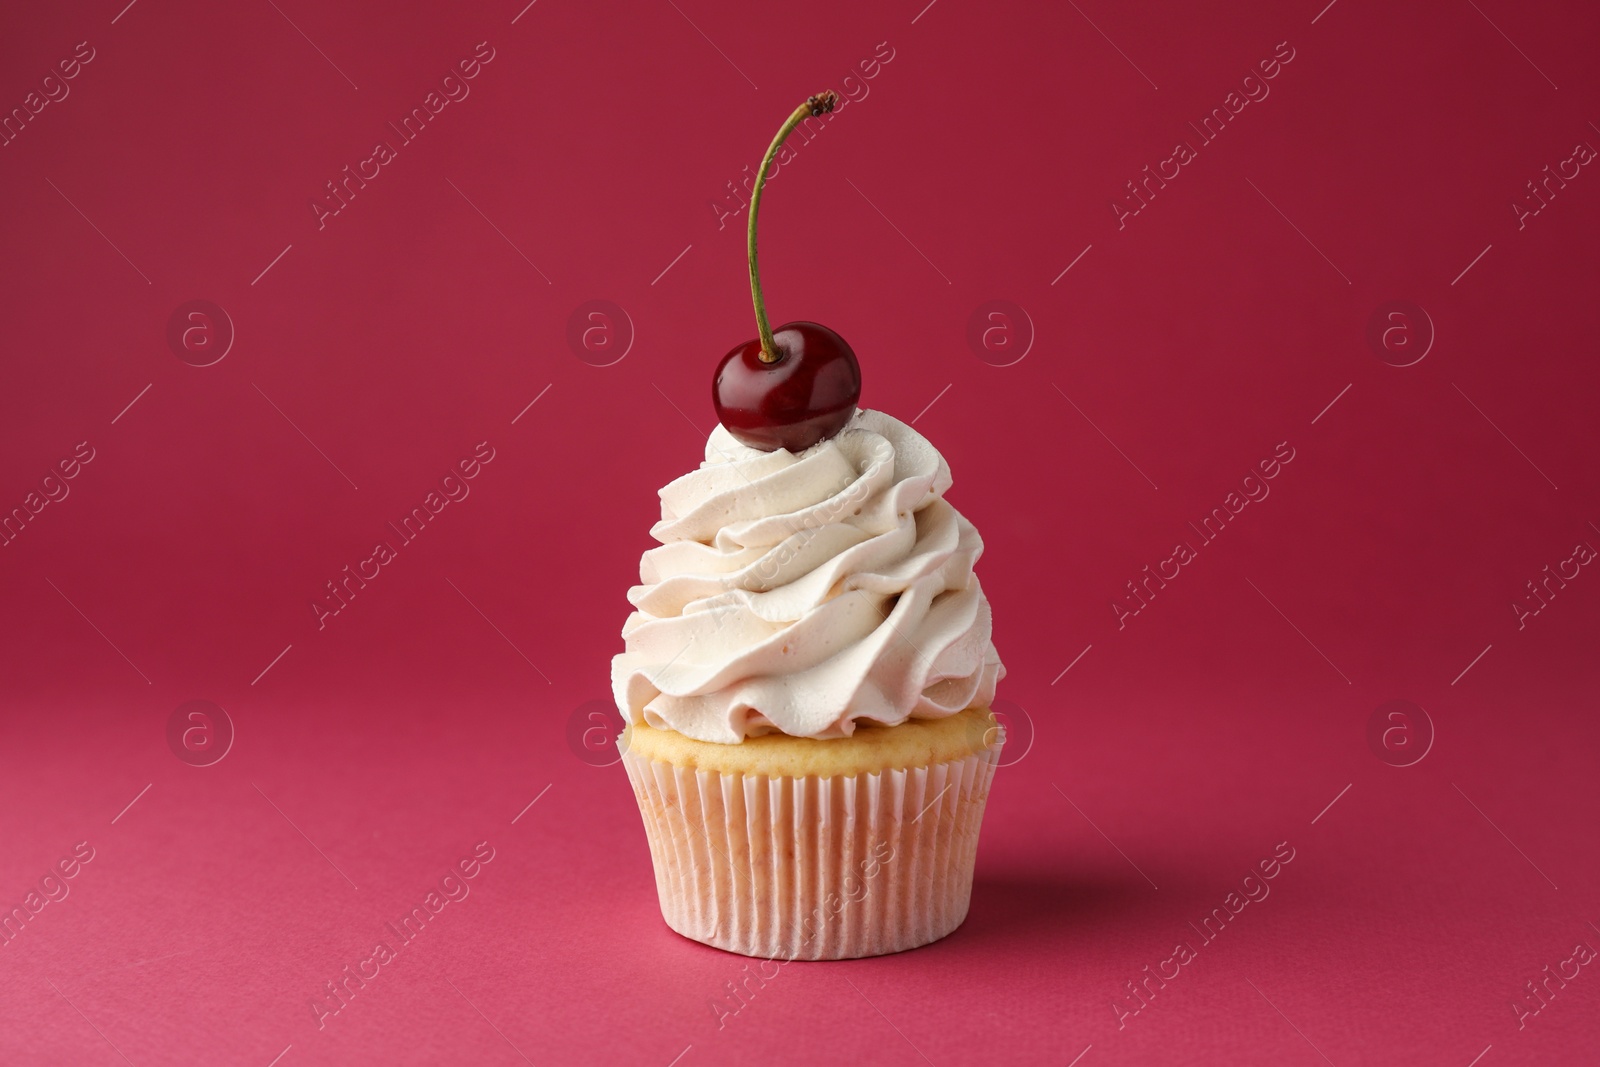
[621,742,1001,960]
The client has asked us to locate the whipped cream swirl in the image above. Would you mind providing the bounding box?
[611,408,1003,743]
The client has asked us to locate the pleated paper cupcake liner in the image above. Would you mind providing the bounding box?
[621,742,1001,960]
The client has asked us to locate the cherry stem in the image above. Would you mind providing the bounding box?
[748,91,838,363]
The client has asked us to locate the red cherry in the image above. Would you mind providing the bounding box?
[713,321,861,452]
[715,92,859,453]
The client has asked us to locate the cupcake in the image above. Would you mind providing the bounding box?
[611,92,1005,961]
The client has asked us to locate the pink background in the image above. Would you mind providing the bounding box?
[2,0,1598,1063]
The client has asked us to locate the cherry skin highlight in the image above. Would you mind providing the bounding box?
[713,321,861,453]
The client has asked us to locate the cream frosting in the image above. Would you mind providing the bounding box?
[611,408,1003,743]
